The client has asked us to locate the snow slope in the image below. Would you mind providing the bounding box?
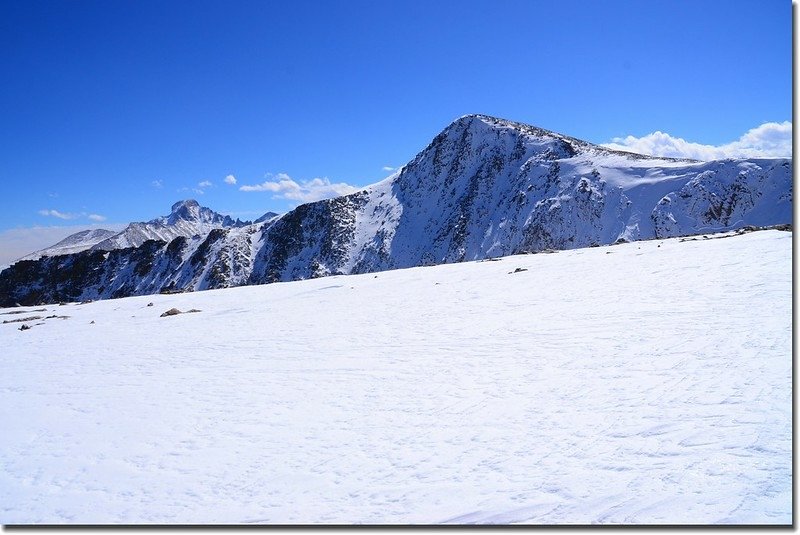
[19,228,118,261]
[0,229,791,525]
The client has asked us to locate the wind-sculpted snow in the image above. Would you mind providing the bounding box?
[649,159,792,238]
[0,115,791,305]
[0,230,791,524]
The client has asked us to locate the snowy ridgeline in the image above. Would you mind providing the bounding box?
[0,115,791,306]
[0,229,791,524]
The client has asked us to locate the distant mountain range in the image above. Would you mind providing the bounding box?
[0,114,791,306]
[19,200,278,261]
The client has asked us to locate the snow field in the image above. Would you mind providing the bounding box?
[0,230,791,524]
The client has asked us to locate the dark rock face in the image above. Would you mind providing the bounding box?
[1,250,107,306]
[0,115,792,306]
[250,193,369,284]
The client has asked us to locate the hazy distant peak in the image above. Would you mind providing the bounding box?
[166,199,207,224]
[18,228,118,261]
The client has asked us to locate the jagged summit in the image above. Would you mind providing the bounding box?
[88,200,244,252]
[170,199,200,213]
[167,199,202,225]
[164,199,235,227]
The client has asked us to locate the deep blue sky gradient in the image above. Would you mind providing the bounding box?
[0,0,791,231]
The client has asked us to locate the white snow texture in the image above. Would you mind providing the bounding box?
[0,229,791,524]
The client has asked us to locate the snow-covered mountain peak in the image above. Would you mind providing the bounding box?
[421,114,602,178]
[170,199,201,214]
[83,200,244,252]
[449,114,588,146]
[444,114,697,164]
[164,199,231,226]
[450,113,534,131]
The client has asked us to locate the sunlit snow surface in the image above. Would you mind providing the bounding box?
[0,230,791,524]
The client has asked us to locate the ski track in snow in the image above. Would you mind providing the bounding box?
[0,230,791,524]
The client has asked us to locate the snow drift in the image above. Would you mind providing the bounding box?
[0,229,791,524]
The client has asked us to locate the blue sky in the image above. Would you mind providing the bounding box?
[0,0,792,264]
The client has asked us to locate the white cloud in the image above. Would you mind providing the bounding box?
[38,210,110,222]
[224,174,237,185]
[175,186,205,195]
[151,179,163,189]
[0,223,127,267]
[38,209,78,220]
[382,166,396,172]
[187,180,213,195]
[239,173,295,193]
[602,121,792,161]
[239,173,359,203]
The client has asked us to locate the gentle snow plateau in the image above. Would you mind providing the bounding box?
[0,230,791,524]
